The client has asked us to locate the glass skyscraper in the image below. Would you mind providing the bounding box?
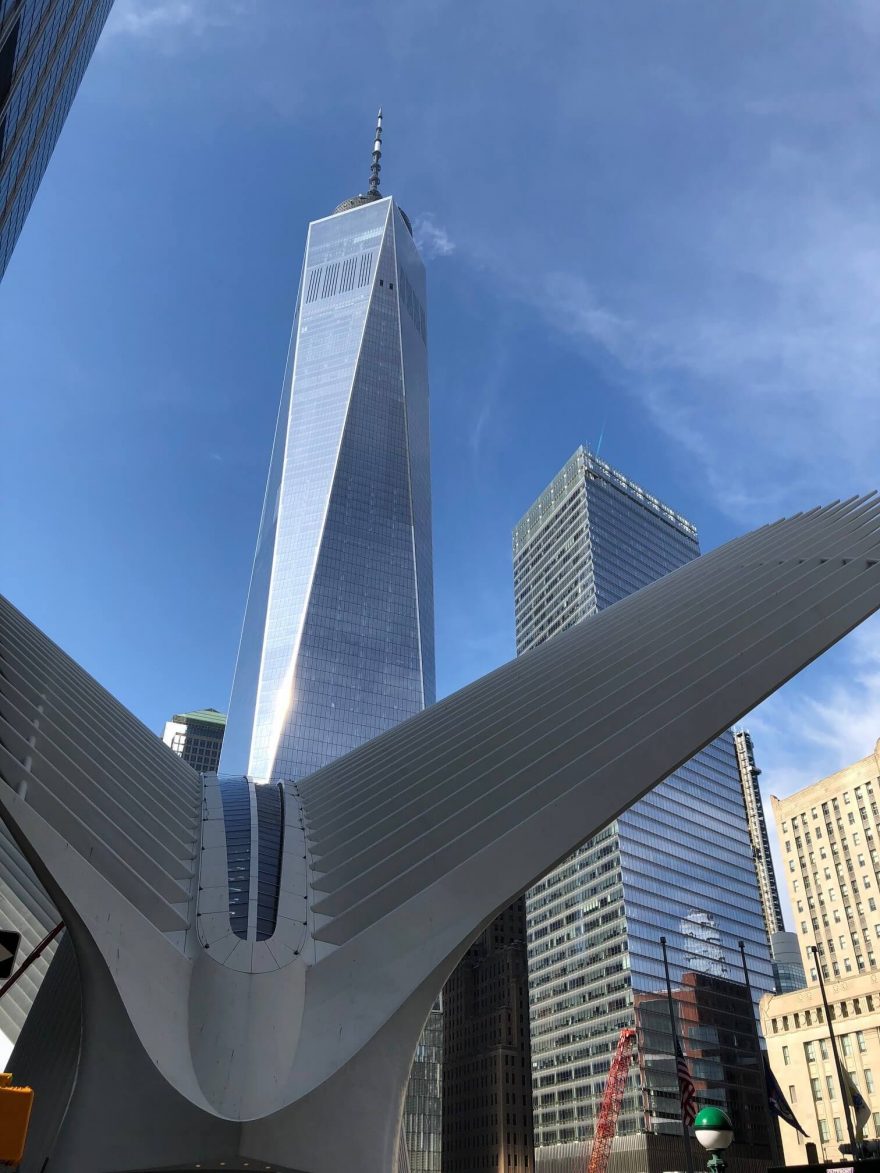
[220,115,439,1173]
[221,115,433,786]
[0,0,115,280]
[514,448,774,1164]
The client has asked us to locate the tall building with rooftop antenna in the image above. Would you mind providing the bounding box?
[220,112,439,1172]
[220,108,433,787]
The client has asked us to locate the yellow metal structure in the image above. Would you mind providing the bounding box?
[0,1073,33,1165]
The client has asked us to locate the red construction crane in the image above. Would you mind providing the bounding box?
[586,1027,637,1173]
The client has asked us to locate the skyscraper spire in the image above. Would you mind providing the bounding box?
[369,107,383,195]
[335,107,412,226]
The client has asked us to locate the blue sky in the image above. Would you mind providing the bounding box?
[2,0,880,904]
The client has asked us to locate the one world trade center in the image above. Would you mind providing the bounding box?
[221,112,435,786]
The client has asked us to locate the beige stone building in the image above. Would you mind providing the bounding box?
[761,739,880,1163]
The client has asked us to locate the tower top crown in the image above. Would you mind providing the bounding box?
[333,110,385,214]
[332,110,413,234]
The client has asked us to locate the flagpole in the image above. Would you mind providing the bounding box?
[661,935,696,1173]
[810,945,859,1156]
[737,940,782,1166]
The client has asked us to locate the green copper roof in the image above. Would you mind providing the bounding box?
[173,708,227,727]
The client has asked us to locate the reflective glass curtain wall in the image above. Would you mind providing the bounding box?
[514,448,774,1153]
[0,0,115,280]
[221,194,434,785]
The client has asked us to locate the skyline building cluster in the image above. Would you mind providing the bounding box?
[1,17,878,1168]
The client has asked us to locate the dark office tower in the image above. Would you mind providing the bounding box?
[221,114,439,1173]
[443,898,535,1172]
[514,448,774,1173]
[0,0,115,280]
[162,708,226,775]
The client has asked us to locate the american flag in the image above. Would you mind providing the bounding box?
[675,1038,697,1125]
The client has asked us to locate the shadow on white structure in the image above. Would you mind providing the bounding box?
[2,496,880,1170]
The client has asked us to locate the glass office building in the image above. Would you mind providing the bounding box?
[515,448,774,1160]
[221,189,433,783]
[220,119,439,1171]
[1,0,115,280]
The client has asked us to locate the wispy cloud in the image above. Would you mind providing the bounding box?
[468,323,512,464]
[104,0,247,41]
[414,215,456,260]
[498,182,880,525]
[747,615,880,923]
[751,618,880,804]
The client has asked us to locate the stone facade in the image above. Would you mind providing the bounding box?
[761,738,880,1163]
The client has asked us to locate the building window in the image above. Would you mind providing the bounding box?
[783,1046,791,1066]
[820,1040,830,1060]
[811,1076,823,1101]
[806,1042,816,1062]
[866,1069,875,1094]
[819,1119,830,1143]
[834,1118,844,1142]
[789,1085,798,1104]
[826,1075,836,1099]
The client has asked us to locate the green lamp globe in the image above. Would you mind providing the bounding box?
[693,1107,734,1152]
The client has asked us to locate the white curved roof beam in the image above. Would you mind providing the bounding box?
[305,496,880,947]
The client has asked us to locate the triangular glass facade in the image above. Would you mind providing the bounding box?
[222,196,434,784]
